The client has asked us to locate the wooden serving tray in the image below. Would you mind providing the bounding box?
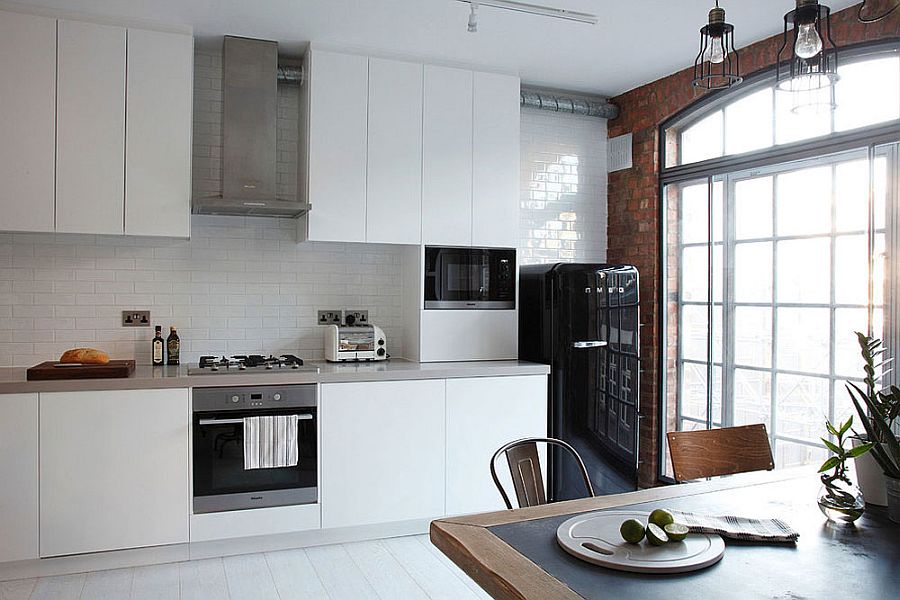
[26,360,136,381]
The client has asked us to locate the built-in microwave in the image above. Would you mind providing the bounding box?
[424,247,516,309]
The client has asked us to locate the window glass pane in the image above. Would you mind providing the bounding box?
[725,87,774,155]
[681,246,709,302]
[681,183,710,244]
[834,308,884,378]
[834,380,858,431]
[775,87,831,145]
[681,305,709,362]
[835,159,869,233]
[733,369,772,428]
[776,307,830,374]
[680,110,723,164]
[735,242,773,303]
[679,363,723,425]
[776,166,832,236]
[776,238,831,303]
[774,439,827,469]
[776,374,830,442]
[735,307,772,368]
[875,233,885,306]
[875,156,887,230]
[712,245,723,304]
[834,56,900,132]
[735,176,773,239]
[834,235,868,305]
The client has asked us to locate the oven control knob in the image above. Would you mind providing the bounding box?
[377,348,386,357]
[378,339,385,346]
[273,393,282,401]
[230,395,240,403]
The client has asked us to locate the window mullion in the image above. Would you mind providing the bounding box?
[722,174,737,428]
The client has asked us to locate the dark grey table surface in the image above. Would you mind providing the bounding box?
[489,476,899,600]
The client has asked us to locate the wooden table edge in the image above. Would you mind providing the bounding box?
[431,467,813,600]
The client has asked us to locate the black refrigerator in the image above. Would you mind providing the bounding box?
[519,263,640,500]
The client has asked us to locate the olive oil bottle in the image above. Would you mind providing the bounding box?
[166,326,180,365]
[152,326,165,366]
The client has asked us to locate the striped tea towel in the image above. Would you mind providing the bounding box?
[671,511,799,543]
[243,415,299,470]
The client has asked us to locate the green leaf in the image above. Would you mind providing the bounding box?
[821,438,842,455]
[818,457,841,473]
[839,416,853,437]
[847,443,874,458]
[826,421,839,437]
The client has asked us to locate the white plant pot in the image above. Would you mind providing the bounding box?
[852,437,888,506]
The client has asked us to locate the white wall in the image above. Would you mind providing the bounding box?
[0,50,608,367]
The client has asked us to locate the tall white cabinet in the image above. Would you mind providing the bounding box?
[125,28,193,238]
[56,20,126,235]
[0,11,56,233]
[422,66,474,246]
[39,389,190,557]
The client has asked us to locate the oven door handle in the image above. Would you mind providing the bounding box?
[197,414,314,426]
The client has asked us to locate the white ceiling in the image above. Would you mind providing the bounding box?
[10,0,859,96]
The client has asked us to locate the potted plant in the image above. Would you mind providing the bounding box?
[818,415,871,523]
[846,333,900,523]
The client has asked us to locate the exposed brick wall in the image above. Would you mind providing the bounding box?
[606,1,900,487]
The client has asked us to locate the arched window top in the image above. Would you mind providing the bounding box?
[663,45,900,170]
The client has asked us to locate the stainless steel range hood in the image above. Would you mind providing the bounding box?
[193,36,310,218]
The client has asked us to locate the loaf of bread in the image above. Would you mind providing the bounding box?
[59,348,110,365]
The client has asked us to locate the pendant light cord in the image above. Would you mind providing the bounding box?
[857,0,899,23]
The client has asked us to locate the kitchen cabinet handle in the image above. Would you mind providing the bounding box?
[572,341,607,349]
[198,414,314,426]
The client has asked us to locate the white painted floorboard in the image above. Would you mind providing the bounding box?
[7,535,487,599]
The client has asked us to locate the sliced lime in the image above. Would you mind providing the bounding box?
[664,523,689,542]
[646,523,669,546]
[619,518,646,544]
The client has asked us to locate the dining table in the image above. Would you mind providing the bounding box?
[430,468,899,599]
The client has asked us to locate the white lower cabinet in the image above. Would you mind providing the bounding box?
[321,380,446,529]
[0,394,39,562]
[445,376,548,515]
[39,388,190,557]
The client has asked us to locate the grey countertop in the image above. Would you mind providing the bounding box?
[0,359,550,394]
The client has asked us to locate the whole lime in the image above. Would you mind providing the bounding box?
[664,523,689,542]
[648,508,675,529]
[619,518,646,544]
[646,523,669,546]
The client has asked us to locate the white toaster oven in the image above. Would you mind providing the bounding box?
[324,325,388,362]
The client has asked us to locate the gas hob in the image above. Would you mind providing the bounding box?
[187,354,319,376]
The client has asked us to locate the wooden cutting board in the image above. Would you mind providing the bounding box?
[26,360,136,381]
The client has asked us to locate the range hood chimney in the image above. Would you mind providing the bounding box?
[193,36,310,218]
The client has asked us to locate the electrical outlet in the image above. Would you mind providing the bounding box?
[317,310,342,325]
[122,310,151,327]
[344,310,369,326]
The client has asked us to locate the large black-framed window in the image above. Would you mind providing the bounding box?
[659,41,900,482]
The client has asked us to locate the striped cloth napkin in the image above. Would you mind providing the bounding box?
[671,511,799,543]
[243,415,299,470]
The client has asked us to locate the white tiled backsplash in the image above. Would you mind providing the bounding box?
[0,50,607,367]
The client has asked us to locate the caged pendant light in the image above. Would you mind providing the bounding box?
[776,0,839,95]
[692,2,742,90]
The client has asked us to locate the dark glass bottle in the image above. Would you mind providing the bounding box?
[166,326,180,365]
[152,326,165,366]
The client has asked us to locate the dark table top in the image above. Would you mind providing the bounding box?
[488,476,899,600]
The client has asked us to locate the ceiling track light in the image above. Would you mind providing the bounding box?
[776,0,839,97]
[857,0,900,23]
[692,2,742,90]
[456,0,598,30]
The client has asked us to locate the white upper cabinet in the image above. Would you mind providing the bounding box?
[366,58,423,245]
[422,65,474,246]
[56,20,126,235]
[305,50,369,243]
[473,72,521,248]
[125,28,193,238]
[0,11,56,233]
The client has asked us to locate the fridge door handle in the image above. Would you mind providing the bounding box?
[572,341,608,349]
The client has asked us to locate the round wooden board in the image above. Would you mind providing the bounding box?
[556,510,725,574]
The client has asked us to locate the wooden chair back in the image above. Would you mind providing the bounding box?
[490,437,595,509]
[666,423,774,482]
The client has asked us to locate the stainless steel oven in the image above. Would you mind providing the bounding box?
[424,246,516,309]
[192,384,317,514]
